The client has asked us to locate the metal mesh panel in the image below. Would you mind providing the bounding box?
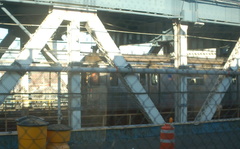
[0,66,240,148]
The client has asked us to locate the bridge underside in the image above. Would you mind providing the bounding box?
[1,0,240,26]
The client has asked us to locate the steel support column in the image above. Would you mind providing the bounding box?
[57,72,62,124]
[67,20,82,129]
[173,22,188,123]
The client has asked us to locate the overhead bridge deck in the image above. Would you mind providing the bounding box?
[2,0,240,26]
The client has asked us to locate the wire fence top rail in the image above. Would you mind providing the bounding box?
[0,65,239,75]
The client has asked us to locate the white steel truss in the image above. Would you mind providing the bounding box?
[2,8,239,125]
[85,13,165,124]
[173,22,188,123]
[195,37,240,121]
[0,9,64,104]
[0,33,16,58]
[0,9,165,128]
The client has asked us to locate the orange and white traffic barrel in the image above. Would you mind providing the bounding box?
[160,123,175,149]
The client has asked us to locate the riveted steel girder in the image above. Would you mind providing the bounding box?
[2,0,240,26]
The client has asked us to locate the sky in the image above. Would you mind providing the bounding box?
[0,28,20,49]
[0,28,7,40]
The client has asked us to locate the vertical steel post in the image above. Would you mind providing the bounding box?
[58,72,62,124]
[67,20,82,129]
[173,22,188,123]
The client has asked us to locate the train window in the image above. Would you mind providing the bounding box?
[140,73,146,85]
[81,72,87,85]
[187,78,204,85]
[110,73,118,86]
[89,72,99,86]
[151,74,158,85]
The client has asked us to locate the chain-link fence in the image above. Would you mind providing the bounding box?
[0,65,240,148]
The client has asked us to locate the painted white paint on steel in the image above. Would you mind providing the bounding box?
[195,38,240,121]
[85,13,165,124]
[67,19,82,129]
[124,74,165,124]
[173,23,188,123]
[0,9,64,104]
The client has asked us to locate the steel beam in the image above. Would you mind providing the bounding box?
[0,33,16,58]
[2,8,82,129]
[1,7,31,37]
[0,66,238,75]
[3,6,66,122]
[41,45,60,66]
[57,72,62,124]
[68,73,81,129]
[173,22,188,123]
[85,13,165,124]
[67,20,82,129]
[195,37,240,121]
[0,9,64,105]
[2,0,240,26]
[1,6,61,66]
[173,23,188,68]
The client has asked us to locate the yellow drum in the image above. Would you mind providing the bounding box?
[47,124,72,149]
[16,116,49,149]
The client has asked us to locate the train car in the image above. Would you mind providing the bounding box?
[80,56,239,125]
[1,54,237,128]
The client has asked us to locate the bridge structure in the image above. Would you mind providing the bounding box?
[1,0,240,26]
[0,0,240,129]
